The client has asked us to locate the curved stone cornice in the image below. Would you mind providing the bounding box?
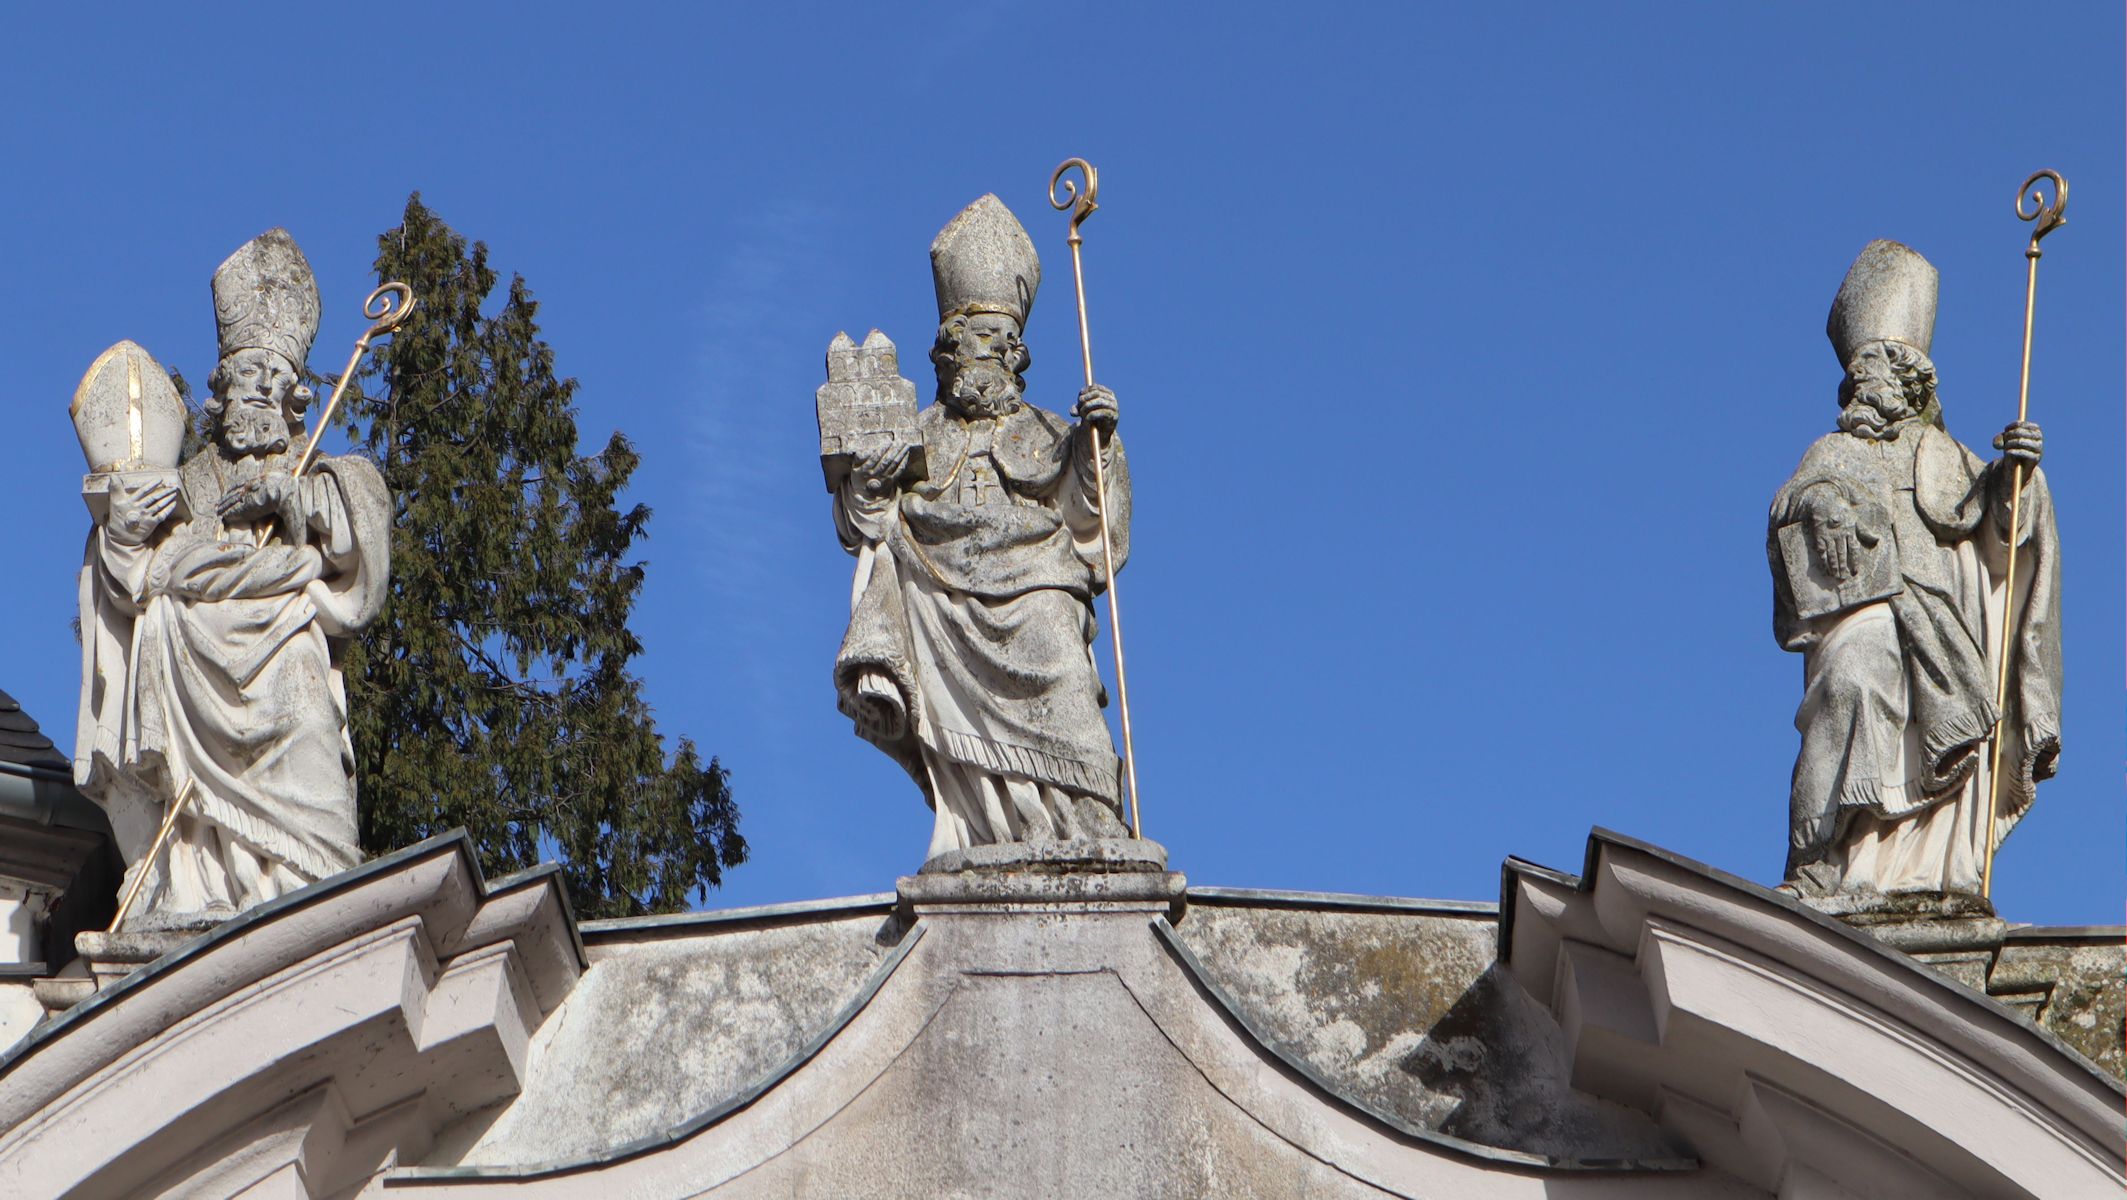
[1499,829,2126,1198]
[0,833,583,1197]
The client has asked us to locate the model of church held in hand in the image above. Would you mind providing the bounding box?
[0,183,2115,1198]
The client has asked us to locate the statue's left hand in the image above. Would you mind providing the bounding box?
[216,470,297,523]
[1992,421,2043,470]
[1074,384,1119,436]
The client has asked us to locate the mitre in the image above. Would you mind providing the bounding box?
[212,228,320,372]
[1827,239,1937,366]
[931,195,1041,327]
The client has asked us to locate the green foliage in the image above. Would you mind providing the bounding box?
[336,193,744,918]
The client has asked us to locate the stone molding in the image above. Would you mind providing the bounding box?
[1500,829,2126,1198]
[0,833,582,1196]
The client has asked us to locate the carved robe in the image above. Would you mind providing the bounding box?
[1769,417,2061,896]
[76,448,391,924]
[833,401,1128,856]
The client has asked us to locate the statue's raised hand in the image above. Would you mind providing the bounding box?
[217,470,297,524]
[107,477,180,546]
[1993,420,2043,470]
[1074,384,1119,436]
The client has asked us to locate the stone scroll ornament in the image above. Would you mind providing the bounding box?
[73,229,413,932]
[821,187,1138,860]
[1768,187,2066,911]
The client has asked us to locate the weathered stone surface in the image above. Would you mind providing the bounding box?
[1989,929,2126,1081]
[452,900,907,1168]
[1170,896,1681,1163]
[403,858,1734,1196]
[919,835,1166,876]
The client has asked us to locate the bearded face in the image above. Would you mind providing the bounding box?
[210,348,302,459]
[933,313,1029,419]
[1837,342,1932,440]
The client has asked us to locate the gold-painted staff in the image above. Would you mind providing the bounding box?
[109,779,194,930]
[248,281,414,548]
[1049,157,1142,839]
[297,281,416,477]
[1982,169,2067,899]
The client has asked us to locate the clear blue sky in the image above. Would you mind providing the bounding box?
[2,4,2119,924]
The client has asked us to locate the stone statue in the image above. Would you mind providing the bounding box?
[74,229,392,929]
[1769,240,2061,904]
[823,195,1131,858]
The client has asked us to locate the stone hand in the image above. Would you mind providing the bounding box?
[1805,491,1866,582]
[852,439,910,495]
[1992,421,2043,470]
[1073,384,1119,436]
[107,479,180,546]
[217,471,297,523]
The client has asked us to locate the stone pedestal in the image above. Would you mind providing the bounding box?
[903,837,1184,919]
[31,924,215,1016]
[1809,893,2008,992]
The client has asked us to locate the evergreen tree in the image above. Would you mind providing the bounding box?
[336,194,744,918]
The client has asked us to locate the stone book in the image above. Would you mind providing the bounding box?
[1776,519,1901,621]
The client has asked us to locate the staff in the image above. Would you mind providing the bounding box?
[1982,169,2066,899]
[295,281,416,478]
[246,282,415,550]
[1049,157,1142,839]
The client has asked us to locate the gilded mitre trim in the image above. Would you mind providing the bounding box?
[1827,239,1938,365]
[931,195,1041,327]
[212,228,320,371]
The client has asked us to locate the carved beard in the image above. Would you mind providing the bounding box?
[218,403,295,458]
[942,358,1024,419]
[1837,383,1916,441]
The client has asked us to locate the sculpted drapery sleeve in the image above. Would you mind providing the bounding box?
[833,405,1128,816]
[78,453,391,903]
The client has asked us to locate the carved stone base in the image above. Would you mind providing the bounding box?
[918,837,1168,876]
[901,838,1183,918]
[75,927,205,994]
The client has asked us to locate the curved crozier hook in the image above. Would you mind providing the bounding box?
[2016,169,2068,247]
[1049,157,1100,231]
[363,281,418,339]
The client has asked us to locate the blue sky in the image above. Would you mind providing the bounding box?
[2,4,2119,924]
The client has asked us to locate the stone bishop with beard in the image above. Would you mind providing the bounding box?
[1769,239,2062,904]
[77,229,391,929]
[831,195,1132,858]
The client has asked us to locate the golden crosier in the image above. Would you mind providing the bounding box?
[1048,158,1141,840]
[1982,169,2066,899]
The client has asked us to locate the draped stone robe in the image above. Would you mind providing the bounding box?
[833,401,1129,857]
[1768,416,2062,897]
[77,447,391,926]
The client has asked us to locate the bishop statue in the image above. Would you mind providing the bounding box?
[1769,240,2062,905]
[820,196,1131,858]
[73,229,392,929]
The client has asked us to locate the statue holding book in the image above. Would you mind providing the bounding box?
[1769,240,2062,904]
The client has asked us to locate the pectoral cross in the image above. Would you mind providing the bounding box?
[960,459,1000,506]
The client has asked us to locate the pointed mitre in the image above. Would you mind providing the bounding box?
[211,228,320,371]
[930,195,1041,327]
[1826,239,1937,366]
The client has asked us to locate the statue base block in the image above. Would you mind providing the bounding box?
[75,927,212,994]
[900,838,1183,918]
